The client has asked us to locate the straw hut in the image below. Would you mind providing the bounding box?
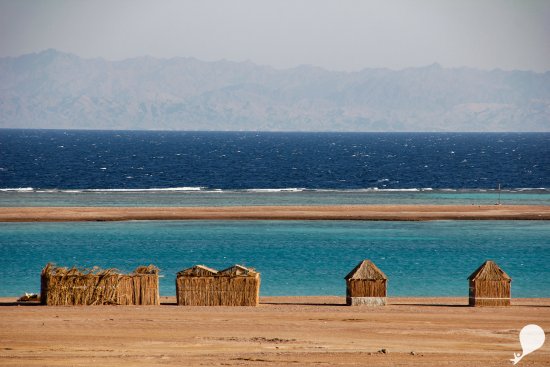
[176,264,260,306]
[468,260,511,307]
[40,263,160,306]
[345,259,387,306]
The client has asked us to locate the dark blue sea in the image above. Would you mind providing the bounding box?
[1,130,549,191]
[0,130,549,297]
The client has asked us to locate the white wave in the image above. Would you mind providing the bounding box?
[515,187,548,192]
[84,187,205,192]
[374,188,421,192]
[0,187,34,192]
[244,188,306,193]
[274,188,432,193]
[1,187,547,194]
[4,187,208,193]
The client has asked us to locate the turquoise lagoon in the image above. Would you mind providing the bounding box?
[0,220,548,298]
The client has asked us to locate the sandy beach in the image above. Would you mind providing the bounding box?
[1,204,550,222]
[1,296,549,366]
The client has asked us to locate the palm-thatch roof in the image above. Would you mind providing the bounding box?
[42,263,120,277]
[134,265,159,274]
[468,260,511,281]
[219,264,256,276]
[177,265,218,277]
[345,260,387,280]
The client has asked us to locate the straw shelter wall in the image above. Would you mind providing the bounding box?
[469,280,511,306]
[346,279,387,298]
[40,263,160,306]
[468,260,511,307]
[176,265,260,306]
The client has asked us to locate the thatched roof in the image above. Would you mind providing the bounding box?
[468,260,511,281]
[42,263,120,277]
[134,265,159,275]
[345,260,387,280]
[219,264,256,276]
[42,263,158,276]
[177,265,219,277]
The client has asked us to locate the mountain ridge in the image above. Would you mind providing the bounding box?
[1,49,549,131]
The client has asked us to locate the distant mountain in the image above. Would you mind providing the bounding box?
[1,49,549,131]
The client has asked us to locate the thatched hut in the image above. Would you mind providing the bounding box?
[176,264,260,306]
[468,260,511,307]
[40,263,160,306]
[345,259,387,306]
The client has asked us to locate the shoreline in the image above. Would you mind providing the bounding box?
[1,296,549,366]
[2,295,549,305]
[0,204,549,222]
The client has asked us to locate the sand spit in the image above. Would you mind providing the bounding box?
[1,204,550,222]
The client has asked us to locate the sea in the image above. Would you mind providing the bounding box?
[0,129,549,297]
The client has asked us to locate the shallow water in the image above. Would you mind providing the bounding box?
[1,190,549,207]
[1,220,548,298]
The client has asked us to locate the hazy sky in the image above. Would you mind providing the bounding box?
[1,0,549,72]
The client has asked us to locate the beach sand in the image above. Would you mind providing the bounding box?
[1,204,550,222]
[0,296,549,366]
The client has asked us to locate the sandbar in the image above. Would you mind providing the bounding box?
[1,296,549,366]
[0,204,549,222]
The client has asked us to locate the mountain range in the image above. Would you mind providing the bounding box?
[1,49,549,131]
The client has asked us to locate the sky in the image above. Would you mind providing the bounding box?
[0,0,549,72]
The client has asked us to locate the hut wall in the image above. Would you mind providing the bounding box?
[346,279,387,306]
[41,273,159,306]
[176,274,260,306]
[346,279,387,298]
[469,280,511,307]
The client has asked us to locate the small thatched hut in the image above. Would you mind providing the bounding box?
[176,264,260,306]
[468,260,511,307]
[40,263,160,306]
[345,259,387,306]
